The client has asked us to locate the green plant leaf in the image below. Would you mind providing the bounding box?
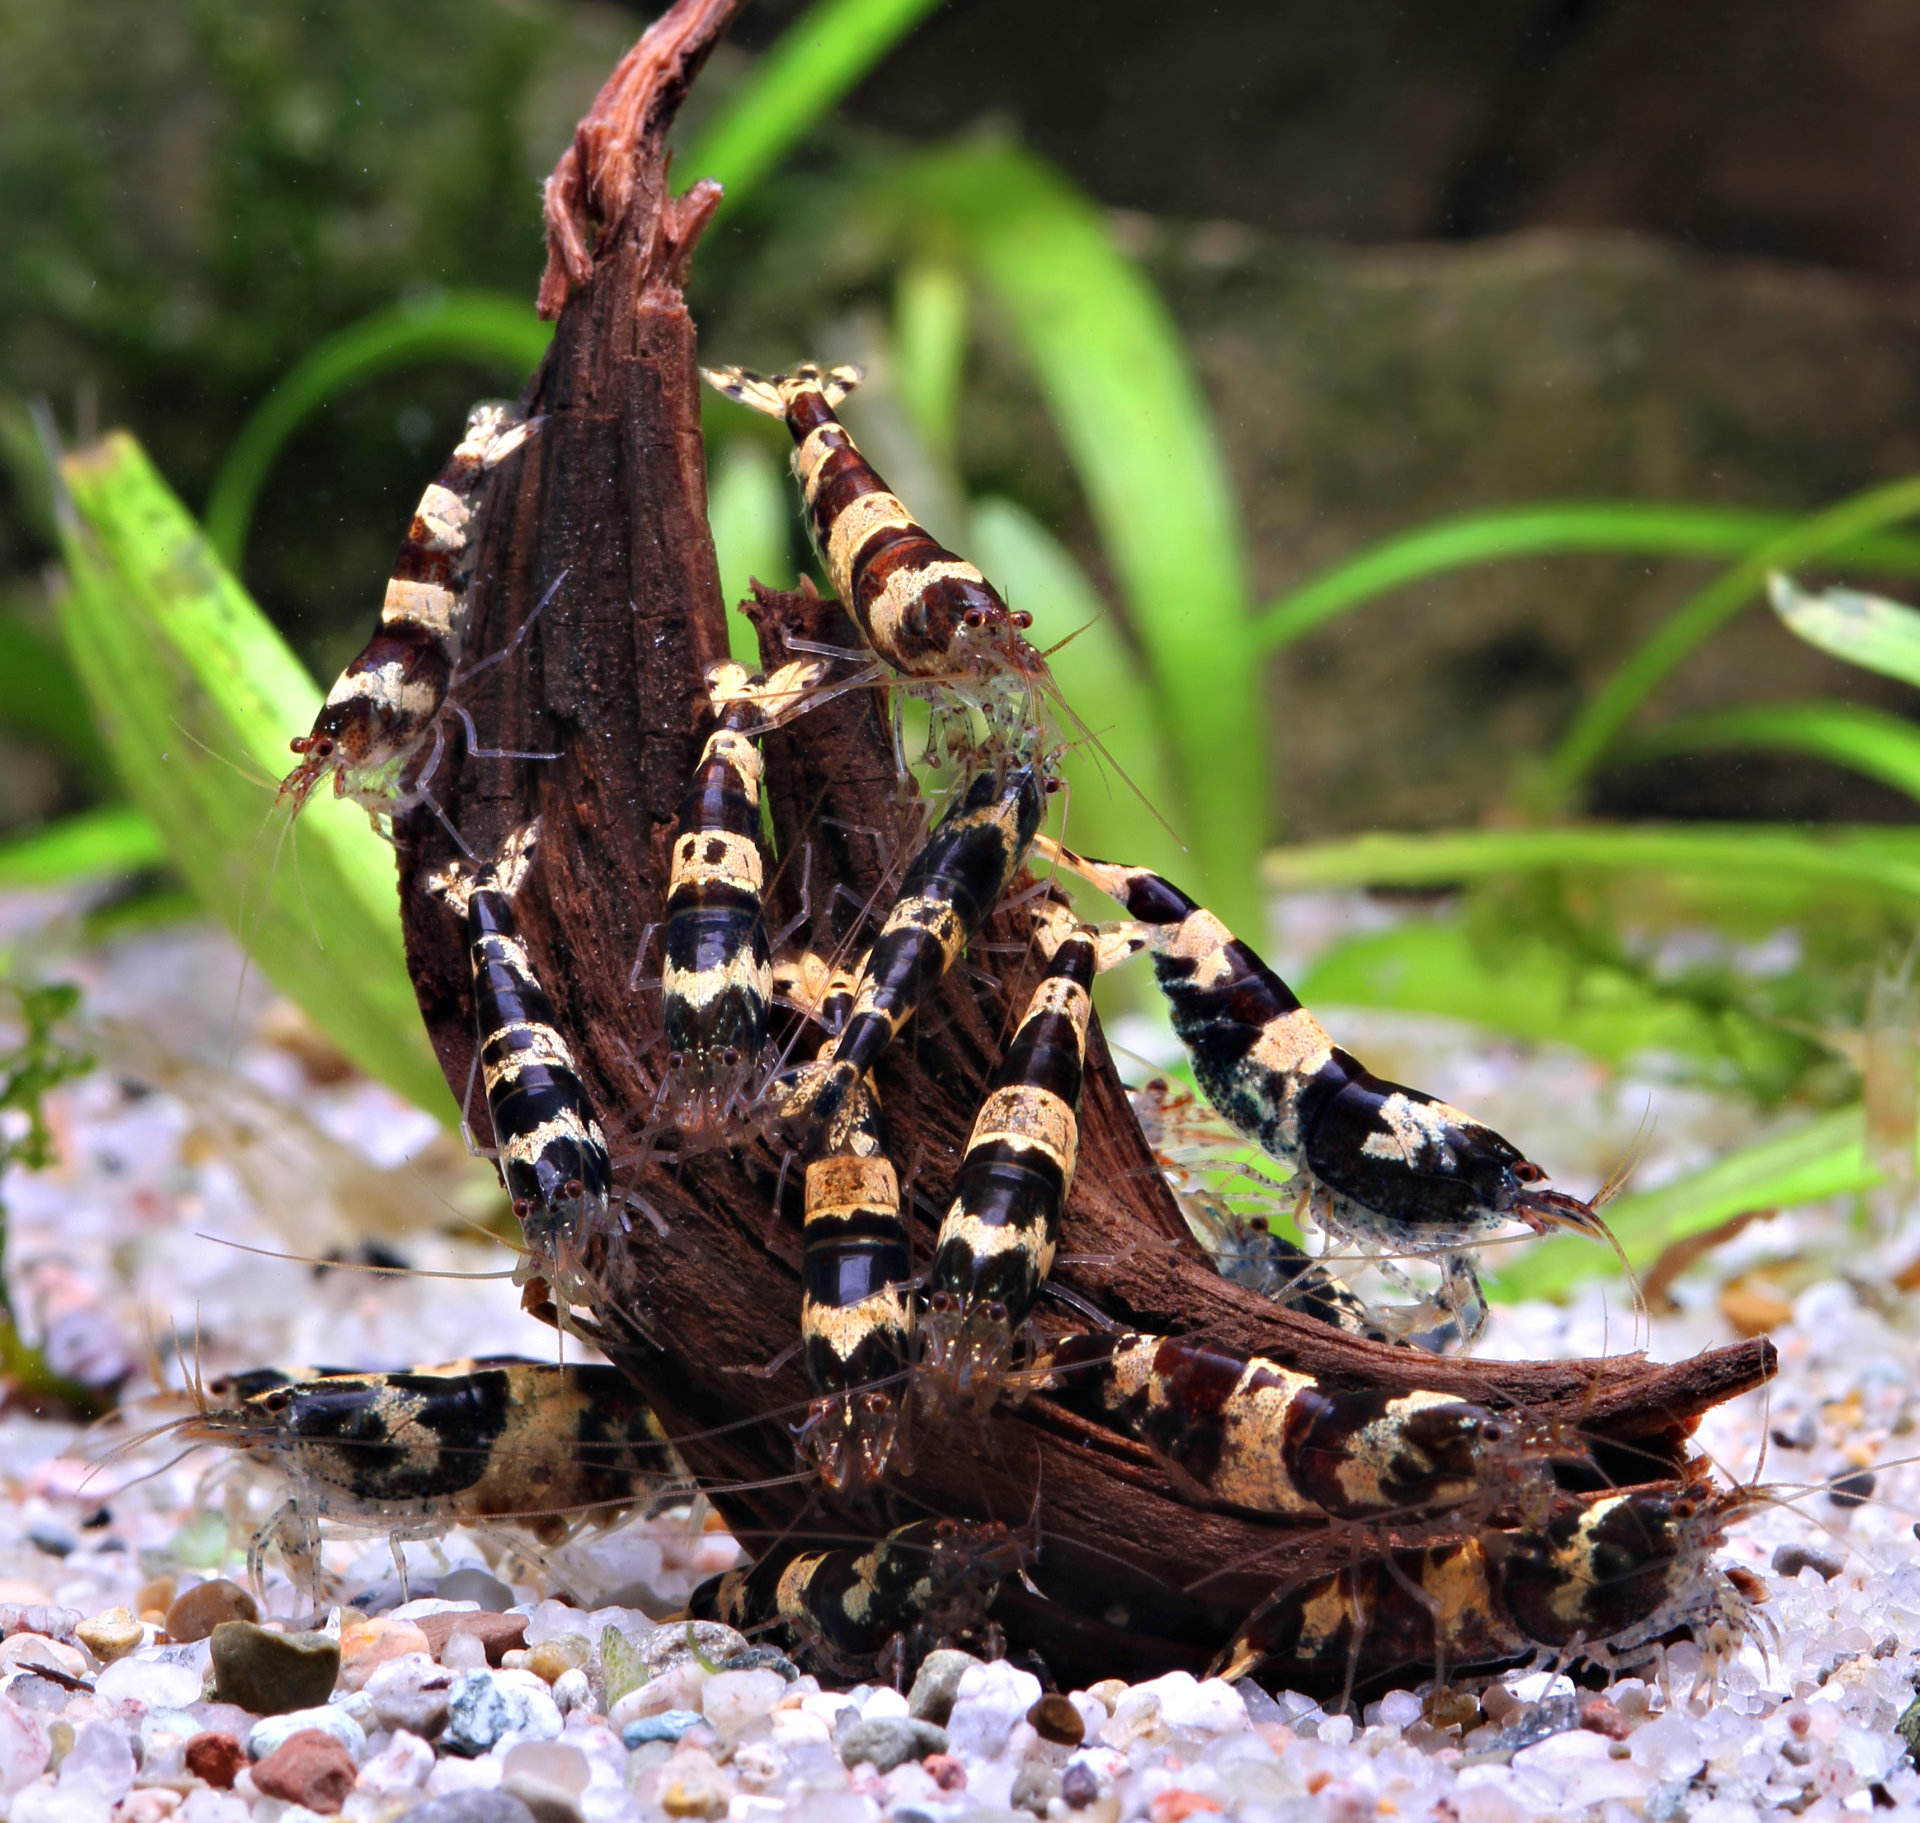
[1253,502,1920,655]
[203,291,552,573]
[1539,474,1920,804]
[1769,572,1920,690]
[0,806,164,889]
[679,0,949,214]
[893,262,969,463]
[53,431,451,1118]
[1299,917,1812,1098]
[968,496,1184,883]
[897,141,1261,932]
[1492,1105,1868,1300]
[707,438,796,668]
[0,601,115,785]
[1265,822,1920,908]
[1628,700,1920,805]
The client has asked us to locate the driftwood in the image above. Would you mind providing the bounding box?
[395,0,1773,1691]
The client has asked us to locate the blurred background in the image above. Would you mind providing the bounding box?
[7,0,1920,1358]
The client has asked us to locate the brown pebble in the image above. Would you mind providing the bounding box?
[135,1575,176,1620]
[417,1610,528,1664]
[166,1580,259,1644]
[526,1639,587,1684]
[184,1732,245,1790]
[1027,1693,1084,1747]
[923,1754,968,1793]
[250,1729,356,1816]
[660,1773,730,1819]
[1577,1696,1631,1741]
[76,1608,143,1667]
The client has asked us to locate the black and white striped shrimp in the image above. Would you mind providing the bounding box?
[919,905,1145,1405]
[657,659,830,1141]
[172,1357,685,1595]
[429,822,613,1302]
[795,1071,914,1496]
[689,1516,1027,1683]
[1039,1329,1583,1527]
[762,760,1051,1152]
[1039,838,1625,1344]
[279,403,551,835]
[1217,1476,1757,1697]
[701,362,1054,770]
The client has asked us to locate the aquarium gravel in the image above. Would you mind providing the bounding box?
[0,911,1918,1822]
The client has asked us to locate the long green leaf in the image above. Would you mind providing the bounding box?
[0,806,164,889]
[707,438,796,668]
[1492,1105,1868,1300]
[968,496,1184,883]
[203,292,552,572]
[679,0,948,214]
[1541,475,1920,802]
[55,432,451,1117]
[1629,701,1920,805]
[1265,822,1920,907]
[1770,573,1920,689]
[898,142,1261,932]
[1253,502,1920,655]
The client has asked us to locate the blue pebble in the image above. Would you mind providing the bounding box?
[622,1710,706,1747]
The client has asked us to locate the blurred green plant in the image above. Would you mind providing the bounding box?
[0,978,109,1411]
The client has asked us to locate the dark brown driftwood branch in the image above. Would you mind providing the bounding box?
[397,0,1774,1692]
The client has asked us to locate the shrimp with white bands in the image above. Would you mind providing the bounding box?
[281,402,540,827]
[1036,836,1619,1345]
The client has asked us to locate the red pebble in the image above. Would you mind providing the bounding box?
[250,1729,356,1816]
[184,1732,245,1790]
[1151,1794,1224,1823]
[1578,1695,1632,1741]
[922,1754,968,1792]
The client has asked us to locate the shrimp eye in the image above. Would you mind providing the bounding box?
[1044,777,1063,794]
[1512,1160,1546,1185]
[512,1197,533,1217]
[1011,610,1033,629]
[719,1046,740,1068]
[289,736,311,754]
[667,1050,689,1072]
[564,1178,585,1200]
[312,737,336,759]
[963,607,990,629]
[987,1300,1008,1324]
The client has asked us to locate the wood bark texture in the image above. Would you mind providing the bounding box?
[395,0,1774,1692]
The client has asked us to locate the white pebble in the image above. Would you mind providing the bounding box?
[945,1659,1041,1761]
[1376,1689,1424,1731]
[1628,1711,1706,1783]
[55,1723,133,1807]
[551,1668,593,1713]
[93,1655,201,1710]
[11,1780,108,1823]
[355,1729,435,1792]
[700,1668,785,1737]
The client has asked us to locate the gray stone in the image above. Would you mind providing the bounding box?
[836,1716,947,1774]
[210,1622,339,1715]
[637,1621,746,1678]
[390,1796,538,1823]
[437,1569,515,1613]
[1011,1756,1062,1816]
[907,1649,979,1726]
[620,1711,704,1748]
[1898,1693,1920,1766]
[719,1647,800,1683]
[1772,1543,1844,1581]
[1061,1763,1101,1810]
[441,1669,563,1758]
